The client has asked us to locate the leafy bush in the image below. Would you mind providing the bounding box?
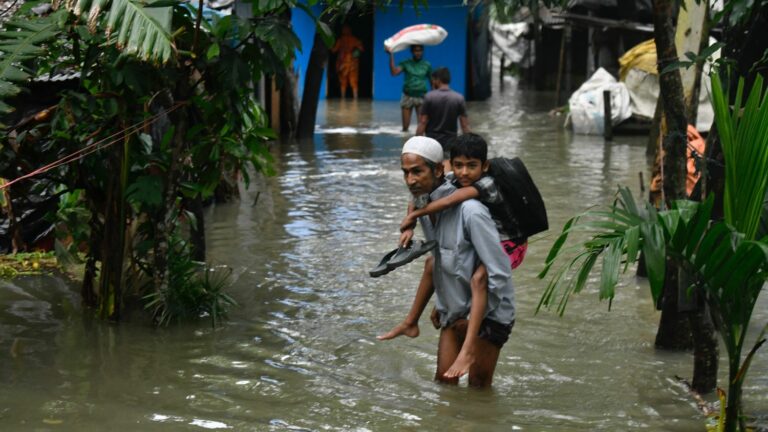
[143,232,236,327]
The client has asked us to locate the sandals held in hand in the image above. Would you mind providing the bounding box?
[369,240,437,278]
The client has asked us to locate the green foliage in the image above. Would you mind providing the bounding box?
[64,0,175,63]
[126,176,164,209]
[143,232,237,327]
[711,73,768,240]
[537,188,670,314]
[0,12,63,115]
[539,74,768,432]
[49,188,91,265]
[0,251,57,278]
[660,41,725,75]
[712,0,762,28]
[0,0,300,323]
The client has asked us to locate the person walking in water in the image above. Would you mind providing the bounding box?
[331,25,365,99]
[417,67,470,171]
[378,136,516,387]
[388,45,431,132]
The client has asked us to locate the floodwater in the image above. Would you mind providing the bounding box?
[1,83,766,431]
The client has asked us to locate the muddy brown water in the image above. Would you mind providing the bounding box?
[1,85,766,431]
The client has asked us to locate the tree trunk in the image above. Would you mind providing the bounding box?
[647,97,663,156]
[81,207,101,309]
[97,141,127,321]
[652,0,691,351]
[653,0,688,203]
[296,27,331,139]
[654,258,692,349]
[688,301,718,393]
[189,195,205,262]
[677,0,710,125]
[280,67,299,136]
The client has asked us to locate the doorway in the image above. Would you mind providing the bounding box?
[326,6,374,99]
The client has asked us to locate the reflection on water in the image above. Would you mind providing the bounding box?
[1,85,766,431]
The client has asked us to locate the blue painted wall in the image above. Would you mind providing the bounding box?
[373,1,468,100]
[291,4,325,99]
[291,1,467,101]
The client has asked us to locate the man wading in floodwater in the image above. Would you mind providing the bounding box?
[378,137,516,387]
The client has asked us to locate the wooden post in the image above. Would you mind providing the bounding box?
[603,90,613,140]
[555,29,566,106]
[271,79,280,132]
[586,11,595,78]
[500,54,505,91]
[563,26,573,100]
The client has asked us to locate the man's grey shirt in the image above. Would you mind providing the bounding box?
[418,181,516,328]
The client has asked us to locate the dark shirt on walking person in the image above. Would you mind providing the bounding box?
[416,67,470,161]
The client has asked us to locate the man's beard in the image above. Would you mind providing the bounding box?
[412,193,430,209]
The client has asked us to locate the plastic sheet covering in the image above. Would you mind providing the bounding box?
[567,68,632,135]
[618,38,719,131]
[490,21,530,64]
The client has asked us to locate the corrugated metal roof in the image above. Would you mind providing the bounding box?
[34,71,81,82]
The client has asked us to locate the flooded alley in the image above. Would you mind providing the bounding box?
[1,86,766,431]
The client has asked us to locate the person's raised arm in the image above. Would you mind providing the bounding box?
[389,51,402,75]
[400,186,479,232]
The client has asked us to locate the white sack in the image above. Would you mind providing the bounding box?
[568,68,632,135]
[384,24,448,53]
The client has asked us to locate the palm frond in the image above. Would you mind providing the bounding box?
[712,73,768,240]
[63,0,175,64]
[0,15,62,114]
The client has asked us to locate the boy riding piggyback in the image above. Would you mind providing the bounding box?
[380,134,523,382]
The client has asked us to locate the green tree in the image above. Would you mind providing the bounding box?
[0,0,305,324]
[538,73,768,431]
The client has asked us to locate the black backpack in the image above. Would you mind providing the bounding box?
[485,157,548,242]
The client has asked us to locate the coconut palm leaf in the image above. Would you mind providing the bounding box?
[63,0,175,64]
[538,187,667,313]
[538,73,768,432]
[712,73,768,240]
[0,15,62,114]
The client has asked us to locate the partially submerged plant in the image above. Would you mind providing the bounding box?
[143,231,236,328]
[538,73,768,432]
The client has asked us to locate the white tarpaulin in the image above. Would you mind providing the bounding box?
[619,37,719,132]
[622,68,714,131]
[568,68,632,135]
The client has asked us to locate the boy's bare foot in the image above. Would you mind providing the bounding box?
[377,322,419,340]
[443,351,475,378]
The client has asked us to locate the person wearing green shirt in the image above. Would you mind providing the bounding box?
[388,45,432,132]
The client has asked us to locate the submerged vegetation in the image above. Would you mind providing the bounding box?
[538,73,768,431]
[0,0,311,325]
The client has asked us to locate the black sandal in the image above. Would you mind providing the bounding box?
[369,248,399,278]
[386,240,437,270]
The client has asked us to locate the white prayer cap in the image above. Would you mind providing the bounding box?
[402,136,443,164]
